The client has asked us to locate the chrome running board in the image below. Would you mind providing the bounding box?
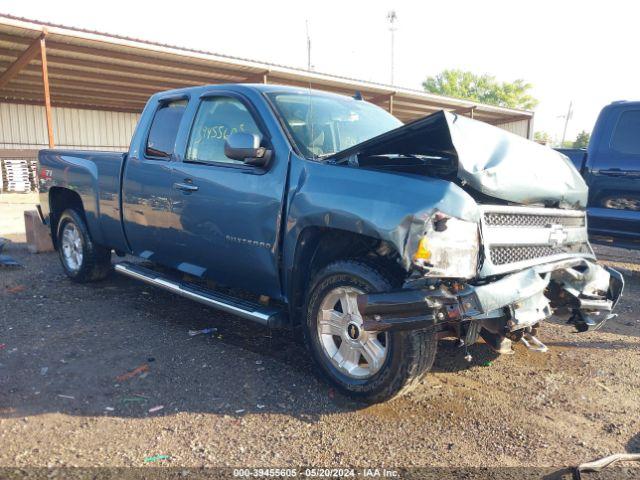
[114,262,286,328]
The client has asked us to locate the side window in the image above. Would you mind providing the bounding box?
[145,99,187,158]
[611,110,640,155]
[186,97,261,165]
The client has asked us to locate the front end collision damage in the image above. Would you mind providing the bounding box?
[288,108,623,353]
[328,110,588,209]
[354,197,624,353]
[357,258,624,353]
[320,111,624,353]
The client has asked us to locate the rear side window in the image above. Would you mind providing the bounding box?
[145,99,187,158]
[186,97,261,165]
[611,110,640,155]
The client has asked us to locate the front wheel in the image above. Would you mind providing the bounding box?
[56,209,112,282]
[303,260,437,403]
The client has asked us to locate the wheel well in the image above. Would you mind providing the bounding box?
[288,227,405,325]
[48,187,85,248]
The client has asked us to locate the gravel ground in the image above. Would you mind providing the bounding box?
[0,233,639,474]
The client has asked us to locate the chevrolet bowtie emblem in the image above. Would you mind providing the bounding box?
[548,224,569,247]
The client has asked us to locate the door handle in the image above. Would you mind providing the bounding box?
[173,182,199,192]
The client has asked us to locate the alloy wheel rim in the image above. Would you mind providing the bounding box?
[61,223,83,272]
[317,286,388,379]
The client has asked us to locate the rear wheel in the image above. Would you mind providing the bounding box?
[56,209,112,282]
[303,260,437,403]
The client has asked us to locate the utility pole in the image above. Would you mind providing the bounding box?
[387,10,397,85]
[561,100,573,146]
[305,19,312,71]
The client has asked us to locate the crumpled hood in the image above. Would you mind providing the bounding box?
[329,110,588,208]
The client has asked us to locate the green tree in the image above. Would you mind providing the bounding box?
[422,69,538,110]
[573,130,590,148]
[534,131,551,144]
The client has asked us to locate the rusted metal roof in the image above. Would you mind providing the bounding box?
[0,14,533,127]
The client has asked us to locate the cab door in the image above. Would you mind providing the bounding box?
[168,93,287,298]
[122,98,187,266]
[586,107,640,240]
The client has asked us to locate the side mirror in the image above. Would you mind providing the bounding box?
[224,132,271,167]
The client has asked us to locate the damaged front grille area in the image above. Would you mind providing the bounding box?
[480,205,593,275]
[489,243,592,265]
[484,212,585,228]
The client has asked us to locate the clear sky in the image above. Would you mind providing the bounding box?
[1,0,637,143]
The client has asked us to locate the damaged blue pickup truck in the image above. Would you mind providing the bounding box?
[38,84,624,402]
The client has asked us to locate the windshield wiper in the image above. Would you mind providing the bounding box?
[315,152,338,160]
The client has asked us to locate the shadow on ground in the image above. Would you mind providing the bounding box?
[628,432,640,453]
[0,247,493,422]
[1,242,637,423]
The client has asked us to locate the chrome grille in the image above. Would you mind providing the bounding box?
[484,212,585,228]
[480,205,592,275]
[489,244,591,265]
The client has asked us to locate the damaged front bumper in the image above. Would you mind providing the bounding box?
[357,258,624,344]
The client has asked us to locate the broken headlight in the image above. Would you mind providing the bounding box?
[413,212,480,279]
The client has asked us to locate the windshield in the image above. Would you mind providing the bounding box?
[267,91,403,159]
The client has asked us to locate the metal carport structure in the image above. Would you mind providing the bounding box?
[0,13,533,155]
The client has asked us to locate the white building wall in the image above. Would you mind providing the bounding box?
[0,102,532,151]
[0,103,139,151]
[497,119,531,138]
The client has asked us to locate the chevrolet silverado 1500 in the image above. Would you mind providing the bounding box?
[38,84,624,402]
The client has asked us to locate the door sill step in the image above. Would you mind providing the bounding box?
[114,261,286,328]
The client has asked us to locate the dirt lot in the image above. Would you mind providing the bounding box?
[0,199,639,476]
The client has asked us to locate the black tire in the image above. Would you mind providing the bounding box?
[303,259,437,403]
[56,208,112,282]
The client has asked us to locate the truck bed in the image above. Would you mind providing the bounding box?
[38,149,129,252]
